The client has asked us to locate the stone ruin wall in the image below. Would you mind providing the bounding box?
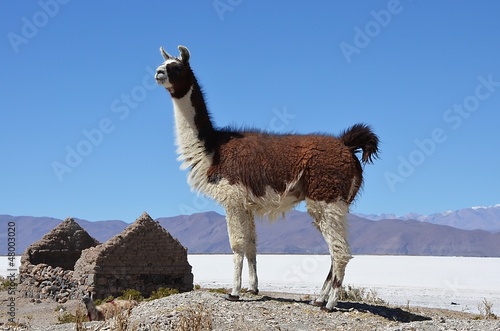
[17,264,79,303]
[17,218,99,302]
[73,213,193,299]
[18,213,193,302]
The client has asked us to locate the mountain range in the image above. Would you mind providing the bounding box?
[1,205,499,257]
[357,204,500,232]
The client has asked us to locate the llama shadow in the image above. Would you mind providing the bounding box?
[335,301,432,322]
[249,296,431,323]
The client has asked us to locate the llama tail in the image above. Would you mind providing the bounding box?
[340,123,380,164]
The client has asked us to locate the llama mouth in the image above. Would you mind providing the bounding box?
[155,75,167,84]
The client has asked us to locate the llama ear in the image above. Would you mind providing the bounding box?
[160,47,172,61]
[178,45,190,64]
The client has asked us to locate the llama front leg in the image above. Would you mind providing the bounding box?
[245,217,259,294]
[229,251,244,299]
[225,207,253,300]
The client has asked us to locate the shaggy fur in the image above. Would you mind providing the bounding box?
[155,46,379,311]
[82,292,137,321]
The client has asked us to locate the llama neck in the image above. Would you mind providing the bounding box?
[84,301,99,321]
[172,80,215,170]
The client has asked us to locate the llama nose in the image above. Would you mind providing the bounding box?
[155,68,166,81]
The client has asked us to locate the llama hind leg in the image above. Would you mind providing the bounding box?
[324,202,351,311]
[225,207,254,300]
[308,200,352,311]
[312,267,332,306]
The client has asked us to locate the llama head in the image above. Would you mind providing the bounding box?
[81,291,92,304]
[155,45,193,98]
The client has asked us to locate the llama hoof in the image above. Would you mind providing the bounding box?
[246,289,259,295]
[225,294,240,301]
[320,306,335,313]
[310,300,325,307]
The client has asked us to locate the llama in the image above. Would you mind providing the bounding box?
[155,45,379,311]
[82,292,137,321]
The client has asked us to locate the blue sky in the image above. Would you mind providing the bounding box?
[1,1,499,222]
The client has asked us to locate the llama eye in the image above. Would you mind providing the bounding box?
[167,65,181,76]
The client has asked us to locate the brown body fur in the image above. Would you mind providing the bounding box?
[208,132,362,203]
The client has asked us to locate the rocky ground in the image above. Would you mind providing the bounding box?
[1,289,499,331]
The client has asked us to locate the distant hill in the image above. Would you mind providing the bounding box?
[0,215,128,255]
[357,204,500,232]
[349,216,500,256]
[158,212,500,256]
[2,209,500,257]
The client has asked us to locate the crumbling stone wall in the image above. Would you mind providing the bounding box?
[74,212,193,299]
[18,213,193,302]
[20,217,100,271]
[17,264,79,303]
[18,218,99,301]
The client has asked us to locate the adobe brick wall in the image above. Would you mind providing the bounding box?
[18,218,99,301]
[74,212,193,299]
[19,217,100,271]
[18,213,194,302]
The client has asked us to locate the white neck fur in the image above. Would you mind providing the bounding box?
[171,86,212,190]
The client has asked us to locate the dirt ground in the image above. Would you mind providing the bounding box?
[1,289,499,331]
[0,291,82,329]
